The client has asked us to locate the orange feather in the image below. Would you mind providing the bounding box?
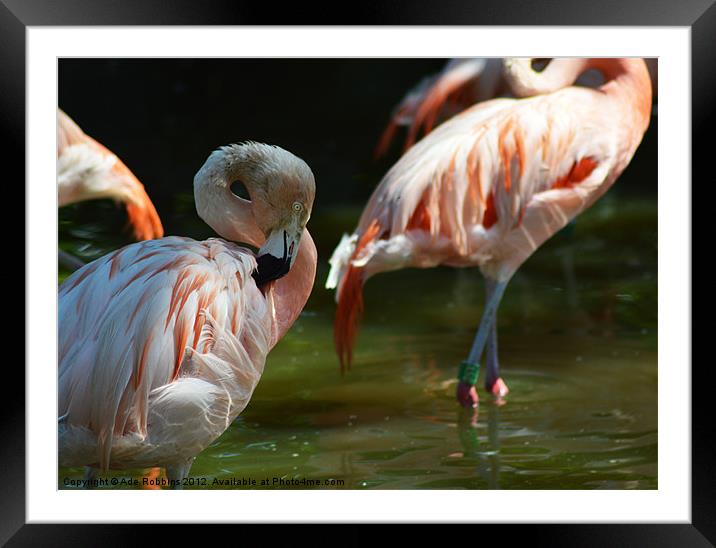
[334,219,382,373]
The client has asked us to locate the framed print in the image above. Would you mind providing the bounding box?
[7,0,710,544]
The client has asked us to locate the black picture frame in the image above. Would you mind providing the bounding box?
[7,0,709,545]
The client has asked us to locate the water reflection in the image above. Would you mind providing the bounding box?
[457,405,501,489]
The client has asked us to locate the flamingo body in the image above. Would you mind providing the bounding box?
[59,237,271,470]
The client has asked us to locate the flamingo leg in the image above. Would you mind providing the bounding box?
[484,280,509,399]
[83,466,97,489]
[466,278,507,364]
[456,278,508,408]
[166,458,194,490]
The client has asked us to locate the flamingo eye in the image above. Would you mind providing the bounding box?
[292,202,303,212]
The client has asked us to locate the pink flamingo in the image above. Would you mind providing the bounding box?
[327,58,652,408]
[58,109,164,242]
[375,58,657,159]
[58,142,317,486]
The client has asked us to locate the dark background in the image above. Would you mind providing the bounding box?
[58,58,658,259]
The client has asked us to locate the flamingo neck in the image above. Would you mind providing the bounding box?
[193,148,265,248]
[504,58,590,97]
[267,229,317,346]
[591,58,653,133]
[504,58,652,132]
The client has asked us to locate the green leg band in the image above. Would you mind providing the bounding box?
[458,361,480,386]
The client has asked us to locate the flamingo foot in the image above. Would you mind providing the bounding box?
[456,381,478,408]
[142,467,163,490]
[486,377,509,399]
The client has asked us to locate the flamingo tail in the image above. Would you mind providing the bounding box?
[333,220,382,373]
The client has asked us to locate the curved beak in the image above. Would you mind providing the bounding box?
[252,226,302,286]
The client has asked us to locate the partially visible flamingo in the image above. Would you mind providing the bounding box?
[375,58,657,159]
[59,142,317,486]
[375,59,506,158]
[328,58,652,408]
[58,109,164,242]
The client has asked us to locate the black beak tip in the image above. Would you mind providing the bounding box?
[252,253,291,286]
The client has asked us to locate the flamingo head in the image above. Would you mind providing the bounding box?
[233,142,315,286]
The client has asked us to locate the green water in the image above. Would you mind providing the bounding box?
[58,193,657,490]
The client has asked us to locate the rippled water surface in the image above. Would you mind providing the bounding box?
[59,194,657,490]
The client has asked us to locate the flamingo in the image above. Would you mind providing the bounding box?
[58,142,317,486]
[375,58,657,159]
[375,58,506,159]
[58,109,164,242]
[327,58,652,408]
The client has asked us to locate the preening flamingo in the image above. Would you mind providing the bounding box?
[58,142,317,486]
[375,58,657,159]
[327,58,652,408]
[58,109,164,242]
